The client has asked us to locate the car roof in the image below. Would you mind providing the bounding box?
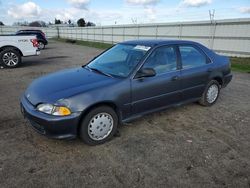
[17,31,41,34]
[120,39,200,47]
[18,29,42,32]
[17,30,43,34]
[18,31,40,33]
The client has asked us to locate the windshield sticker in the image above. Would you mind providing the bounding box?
[134,45,151,51]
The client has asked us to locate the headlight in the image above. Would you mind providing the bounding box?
[37,104,71,116]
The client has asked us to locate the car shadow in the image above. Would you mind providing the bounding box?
[45,56,70,60]
[42,47,54,50]
[17,56,70,68]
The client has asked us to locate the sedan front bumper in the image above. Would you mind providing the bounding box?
[20,95,81,139]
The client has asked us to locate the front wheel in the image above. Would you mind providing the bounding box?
[0,48,21,68]
[80,106,118,145]
[199,80,220,106]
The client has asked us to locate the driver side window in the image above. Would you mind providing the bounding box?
[143,46,177,75]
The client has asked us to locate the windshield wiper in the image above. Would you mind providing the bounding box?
[85,66,114,78]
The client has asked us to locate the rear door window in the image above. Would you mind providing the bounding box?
[179,45,207,69]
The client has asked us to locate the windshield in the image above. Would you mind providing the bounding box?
[86,44,151,78]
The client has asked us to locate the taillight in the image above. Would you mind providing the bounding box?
[31,39,39,48]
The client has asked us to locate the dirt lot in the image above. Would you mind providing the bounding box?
[0,40,250,188]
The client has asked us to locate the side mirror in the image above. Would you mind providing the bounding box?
[135,68,156,79]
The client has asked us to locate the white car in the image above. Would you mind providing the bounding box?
[0,35,40,68]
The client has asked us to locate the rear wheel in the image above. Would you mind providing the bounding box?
[0,48,21,68]
[38,41,45,50]
[199,80,220,106]
[80,106,118,145]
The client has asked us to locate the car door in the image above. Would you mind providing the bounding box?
[131,45,181,115]
[178,45,213,101]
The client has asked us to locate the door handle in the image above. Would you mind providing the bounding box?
[207,68,213,72]
[171,76,179,81]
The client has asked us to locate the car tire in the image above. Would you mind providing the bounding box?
[80,106,118,145]
[199,80,220,106]
[38,41,45,50]
[0,48,21,68]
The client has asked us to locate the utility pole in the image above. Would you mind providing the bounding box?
[209,9,216,49]
[209,9,215,23]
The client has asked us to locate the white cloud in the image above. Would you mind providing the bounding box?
[40,7,122,25]
[239,7,250,14]
[125,0,160,23]
[67,0,90,9]
[126,0,159,6]
[42,7,82,22]
[144,6,157,21]
[181,0,212,7]
[7,2,41,19]
[55,12,74,21]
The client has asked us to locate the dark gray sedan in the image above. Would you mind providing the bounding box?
[20,39,232,145]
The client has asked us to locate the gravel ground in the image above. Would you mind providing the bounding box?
[0,40,250,188]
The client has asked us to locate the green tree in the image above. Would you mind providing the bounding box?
[86,22,96,27]
[55,18,62,24]
[77,18,86,27]
[29,21,46,27]
[0,21,4,26]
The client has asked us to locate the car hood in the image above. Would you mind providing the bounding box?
[25,67,118,105]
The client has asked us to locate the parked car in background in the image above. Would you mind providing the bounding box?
[20,39,232,145]
[16,30,48,50]
[16,29,46,38]
[0,35,40,68]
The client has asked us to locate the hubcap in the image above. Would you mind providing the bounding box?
[2,52,18,66]
[206,84,219,103]
[88,113,114,141]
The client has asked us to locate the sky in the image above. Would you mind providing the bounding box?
[0,0,250,25]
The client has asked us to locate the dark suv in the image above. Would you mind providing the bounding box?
[16,30,48,50]
[16,29,46,36]
[21,40,232,145]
